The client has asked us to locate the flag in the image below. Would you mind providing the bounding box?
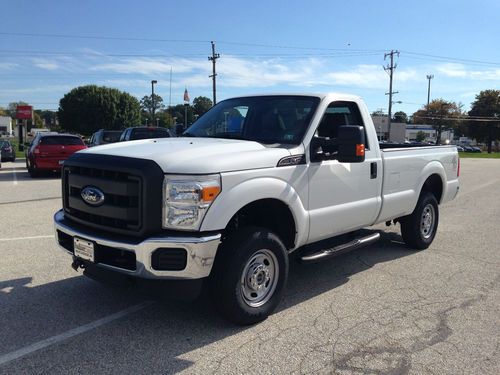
[183,88,190,102]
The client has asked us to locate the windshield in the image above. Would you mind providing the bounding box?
[184,95,320,145]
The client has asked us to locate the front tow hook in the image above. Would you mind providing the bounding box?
[71,257,86,272]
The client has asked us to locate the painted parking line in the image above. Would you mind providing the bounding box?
[0,235,54,242]
[12,166,17,186]
[0,301,154,366]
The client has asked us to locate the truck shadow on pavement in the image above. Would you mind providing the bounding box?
[0,230,414,373]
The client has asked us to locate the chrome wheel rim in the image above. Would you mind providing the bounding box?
[420,203,435,239]
[240,249,279,308]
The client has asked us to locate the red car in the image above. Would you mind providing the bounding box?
[26,134,87,177]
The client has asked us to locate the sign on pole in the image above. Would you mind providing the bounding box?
[16,105,33,119]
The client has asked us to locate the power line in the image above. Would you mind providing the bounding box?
[401,50,500,67]
[0,31,209,44]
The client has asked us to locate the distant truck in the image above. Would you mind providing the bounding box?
[54,93,460,324]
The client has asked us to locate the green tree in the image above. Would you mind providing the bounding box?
[171,104,195,126]
[192,96,213,117]
[412,99,463,144]
[393,111,408,123]
[58,85,140,135]
[34,110,58,130]
[416,131,426,142]
[371,110,385,116]
[468,90,500,153]
[140,94,165,122]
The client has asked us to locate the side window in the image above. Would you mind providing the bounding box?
[316,101,369,149]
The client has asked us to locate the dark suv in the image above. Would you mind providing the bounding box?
[119,127,173,141]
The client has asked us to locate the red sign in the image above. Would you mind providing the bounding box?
[16,105,33,119]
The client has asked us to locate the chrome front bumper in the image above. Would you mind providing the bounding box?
[54,210,221,280]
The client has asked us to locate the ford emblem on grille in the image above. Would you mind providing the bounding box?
[81,186,105,206]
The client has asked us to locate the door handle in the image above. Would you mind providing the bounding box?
[370,162,377,179]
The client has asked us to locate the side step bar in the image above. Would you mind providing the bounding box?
[301,232,380,263]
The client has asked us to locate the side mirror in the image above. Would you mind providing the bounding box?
[337,126,366,163]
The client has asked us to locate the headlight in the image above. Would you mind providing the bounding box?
[163,175,221,230]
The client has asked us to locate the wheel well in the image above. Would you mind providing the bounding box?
[225,199,296,249]
[421,174,443,203]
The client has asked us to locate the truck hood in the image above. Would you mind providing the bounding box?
[80,137,292,174]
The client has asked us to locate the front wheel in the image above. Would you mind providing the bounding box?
[210,226,288,325]
[400,191,439,250]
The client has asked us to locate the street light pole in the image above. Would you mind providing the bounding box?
[426,74,434,108]
[151,80,157,126]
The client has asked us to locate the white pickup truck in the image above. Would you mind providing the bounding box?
[54,93,459,324]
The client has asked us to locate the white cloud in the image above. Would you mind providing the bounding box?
[0,62,18,70]
[91,57,208,75]
[32,58,60,71]
[437,63,500,80]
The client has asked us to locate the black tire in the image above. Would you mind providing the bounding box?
[210,226,289,325]
[400,191,439,250]
[28,165,39,178]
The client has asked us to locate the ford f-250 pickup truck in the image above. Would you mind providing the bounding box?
[54,93,459,325]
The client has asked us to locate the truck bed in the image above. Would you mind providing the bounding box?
[375,145,459,224]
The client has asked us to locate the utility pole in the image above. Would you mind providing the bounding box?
[208,41,220,105]
[151,80,157,125]
[384,50,399,141]
[426,74,434,108]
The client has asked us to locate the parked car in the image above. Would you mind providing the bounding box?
[463,145,474,152]
[119,126,173,141]
[471,146,482,153]
[456,145,464,152]
[0,140,16,162]
[54,93,460,325]
[26,133,87,177]
[88,129,122,147]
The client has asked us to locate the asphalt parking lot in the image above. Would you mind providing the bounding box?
[0,158,499,374]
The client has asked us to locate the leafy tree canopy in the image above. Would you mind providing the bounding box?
[58,85,140,135]
[468,90,500,152]
[140,94,165,120]
[412,99,463,144]
[393,111,408,123]
[192,96,213,117]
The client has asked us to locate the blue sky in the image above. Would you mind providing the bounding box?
[1,0,499,116]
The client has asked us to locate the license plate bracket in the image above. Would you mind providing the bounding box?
[74,237,95,262]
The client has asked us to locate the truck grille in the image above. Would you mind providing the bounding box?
[62,153,164,237]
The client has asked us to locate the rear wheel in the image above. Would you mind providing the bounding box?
[210,226,288,325]
[400,191,439,250]
[28,164,39,177]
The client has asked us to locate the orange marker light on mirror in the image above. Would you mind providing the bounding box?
[356,144,365,156]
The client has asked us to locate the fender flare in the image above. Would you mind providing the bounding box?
[200,177,309,248]
[415,161,447,205]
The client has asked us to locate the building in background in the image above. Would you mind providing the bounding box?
[405,125,454,143]
[0,116,12,136]
[371,115,406,142]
